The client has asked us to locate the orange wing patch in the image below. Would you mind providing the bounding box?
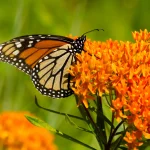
[19,40,68,68]
[35,40,67,48]
[19,48,38,59]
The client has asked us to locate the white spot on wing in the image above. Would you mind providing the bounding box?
[13,50,20,55]
[20,39,25,42]
[28,44,32,47]
[39,59,42,63]
[16,43,22,48]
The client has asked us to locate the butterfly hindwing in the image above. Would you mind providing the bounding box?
[32,44,75,98]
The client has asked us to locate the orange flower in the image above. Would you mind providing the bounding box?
[132,29,150,41]
[112,97,125,110]
[69,30,150,149]
[0,111,57,150]
[124,131,143,150]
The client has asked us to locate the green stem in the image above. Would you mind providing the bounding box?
[108,90,115,146]
[75,95,107,149]
[35,96,84,121]
[105,120,125,149]
[97,95,107,149]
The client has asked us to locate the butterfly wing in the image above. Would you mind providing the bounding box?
[0,35,73,75]
[0,34,84,98]
[32,44,75,98]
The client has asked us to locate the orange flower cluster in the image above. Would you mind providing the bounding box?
[70,29,150,149]
[0,111,57,150]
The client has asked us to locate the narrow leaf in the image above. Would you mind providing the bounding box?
[35,96,84,121]
[26,115,96,150]
[65,115,93,134]
[75,96,107,145]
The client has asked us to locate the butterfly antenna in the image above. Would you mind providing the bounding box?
[83,28,104,36]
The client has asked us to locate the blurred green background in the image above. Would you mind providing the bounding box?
[0,0,150,149]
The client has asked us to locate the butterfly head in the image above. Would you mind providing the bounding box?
[72,29,103,53]
[72,35,86,53]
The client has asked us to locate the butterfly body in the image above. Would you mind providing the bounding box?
[0,34,86,98]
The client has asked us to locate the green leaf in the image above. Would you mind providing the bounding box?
[75,95,107,146]
[25,115,97,150]
[97,110,115,129]
[88,104,114,129]
[65,114,93,134]
[35,96,84,121]
[139,139,150,149]
[118,146,128,150]
[111,135,125,150]
[106,120,126,149]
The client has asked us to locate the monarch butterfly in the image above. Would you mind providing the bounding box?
[0,29,100,98]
